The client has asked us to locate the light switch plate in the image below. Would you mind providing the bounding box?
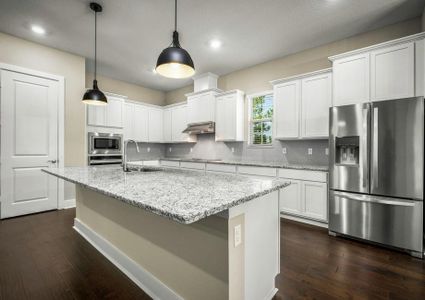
[147,147,151,153]
[308,148,313,155]
[234,224,242,247]
[169,147,172,152]
[282,148,287,154]
[325,148,329,155]
[190,147,193,153]
[231,147,235,153]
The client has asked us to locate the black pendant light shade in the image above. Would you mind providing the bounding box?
[83,2,107,105]
[155,0,195,78]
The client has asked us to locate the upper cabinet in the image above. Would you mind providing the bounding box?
[87,95,124,128]
[148,107,163,143]
[163,103,196,143]
[215,90,245,142]
[330,33,425,106]
[187,89,221,124]
[332,53,370,106]
[272,69,332,140]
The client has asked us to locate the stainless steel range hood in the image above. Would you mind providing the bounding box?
[182,121,215,134]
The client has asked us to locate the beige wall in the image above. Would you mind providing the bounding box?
[0,32,86,166]
[165,17,422,105]
[86,73,165,106]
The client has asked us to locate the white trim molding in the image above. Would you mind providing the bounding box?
[73,218,183,300]
[270,68,332,86]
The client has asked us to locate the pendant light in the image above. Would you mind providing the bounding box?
[82,2,107,105]
[155,0,195,79]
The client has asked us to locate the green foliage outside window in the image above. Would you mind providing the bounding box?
[251,94,273,145]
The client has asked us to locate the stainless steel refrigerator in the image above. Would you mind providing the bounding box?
[329,97,424,258]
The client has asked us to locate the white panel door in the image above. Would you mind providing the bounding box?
[1,70,59,218]
[333,53,370,106]
[133,104,149,142]
[301,73,332,138]
[106,97,124,128]
[371,42,415,101]
[302,181,327,221]
[123,102,134,140]
[87,104,106,126]
[274,80,300,139]
[215,94,235,141]
[172,105,189,142]
[279,179,302,215]
[148,108,163,142]
[163,108,172,142]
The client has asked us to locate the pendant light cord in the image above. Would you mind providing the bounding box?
[94,9,97,81]
[174,0,177,31]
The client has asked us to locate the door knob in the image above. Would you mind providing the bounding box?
[47,160,57,164]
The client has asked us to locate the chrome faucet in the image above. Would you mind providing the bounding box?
[123,139,140,172]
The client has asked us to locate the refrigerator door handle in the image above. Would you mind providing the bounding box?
[372,107,379,188]
[333,191,416,207]
[362,107,369,189]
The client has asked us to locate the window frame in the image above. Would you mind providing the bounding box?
[247,90,274,148]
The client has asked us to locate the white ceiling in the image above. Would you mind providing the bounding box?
[0,0,424,91]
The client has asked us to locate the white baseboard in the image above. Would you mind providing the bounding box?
[73,218,183,300]
[280,214,328,228]
[264,287,278,300]
[60,198,76,209]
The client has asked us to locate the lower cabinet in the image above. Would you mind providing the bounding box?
[280,178,327,222]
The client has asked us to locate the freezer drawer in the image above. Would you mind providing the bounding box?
[329,190,423,253]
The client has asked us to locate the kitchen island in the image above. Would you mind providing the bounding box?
[44,166,290,300]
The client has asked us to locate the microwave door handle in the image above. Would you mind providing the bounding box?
[372,107,379,188]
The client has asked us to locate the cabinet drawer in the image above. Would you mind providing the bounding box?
[238,166,276,177]
[278,169,327,182]
[143,160,160,166]
[180,161,206,170]
[206,163,236,173]
[161,160,180,168]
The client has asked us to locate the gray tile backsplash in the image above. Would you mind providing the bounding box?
[129,134,329,167]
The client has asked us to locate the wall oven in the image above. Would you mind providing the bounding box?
[88,132,123,165]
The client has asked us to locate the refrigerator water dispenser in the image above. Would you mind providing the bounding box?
[335,136,359,166]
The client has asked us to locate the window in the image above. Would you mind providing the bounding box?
[249,92,273,145]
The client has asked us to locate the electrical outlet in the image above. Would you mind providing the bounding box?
[282,148,287,154]
[231,147,235,153]
[190,147,193,153]
[325,148,329,155]
[308,148,313,155]
[147,147,151,153]
[234,224,242,247]
[169,147,172,152]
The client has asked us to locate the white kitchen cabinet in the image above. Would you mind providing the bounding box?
[333,53,370,106]
[133,104,149,142]
[163,108,172,142]
[187,90,220,124]
[123,102,135,140]
[87,96,124,128]
[302,181,328,221]
[172,104,194,142]
[273,80,300,139]
[301,72,332,138]
[371,42,415,101]
[148,108,163,142]
[279,179,302,215]
[215,90,245,142]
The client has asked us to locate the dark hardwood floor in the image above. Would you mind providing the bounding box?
[0,209,424,300]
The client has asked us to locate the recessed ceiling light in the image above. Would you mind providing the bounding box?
[152,68,157,74]
[209,39,222,49]
[31,25,46,35]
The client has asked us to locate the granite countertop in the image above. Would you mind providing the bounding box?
[43,166,290,224]
[161,157,329,172]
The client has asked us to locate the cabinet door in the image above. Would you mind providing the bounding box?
[123,103,134,140]
[302,181,327,221]
[172,105,189,142]
[274,80,300,139]
[133,104,149,142]
[301,73,332,138]
[148,108,163,142]
[87,105,107,127]
[187,93,216,124]
[187,95,202,124]
[279,179,302,215]
[371,42,414,101]
[106,97,124,128]
[333,53,370,106]
[215,94,235,141]
[163,108,172,142]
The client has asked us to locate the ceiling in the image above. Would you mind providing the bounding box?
[0,0,424,91]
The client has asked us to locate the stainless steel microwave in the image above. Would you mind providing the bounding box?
[88,132,123,155]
